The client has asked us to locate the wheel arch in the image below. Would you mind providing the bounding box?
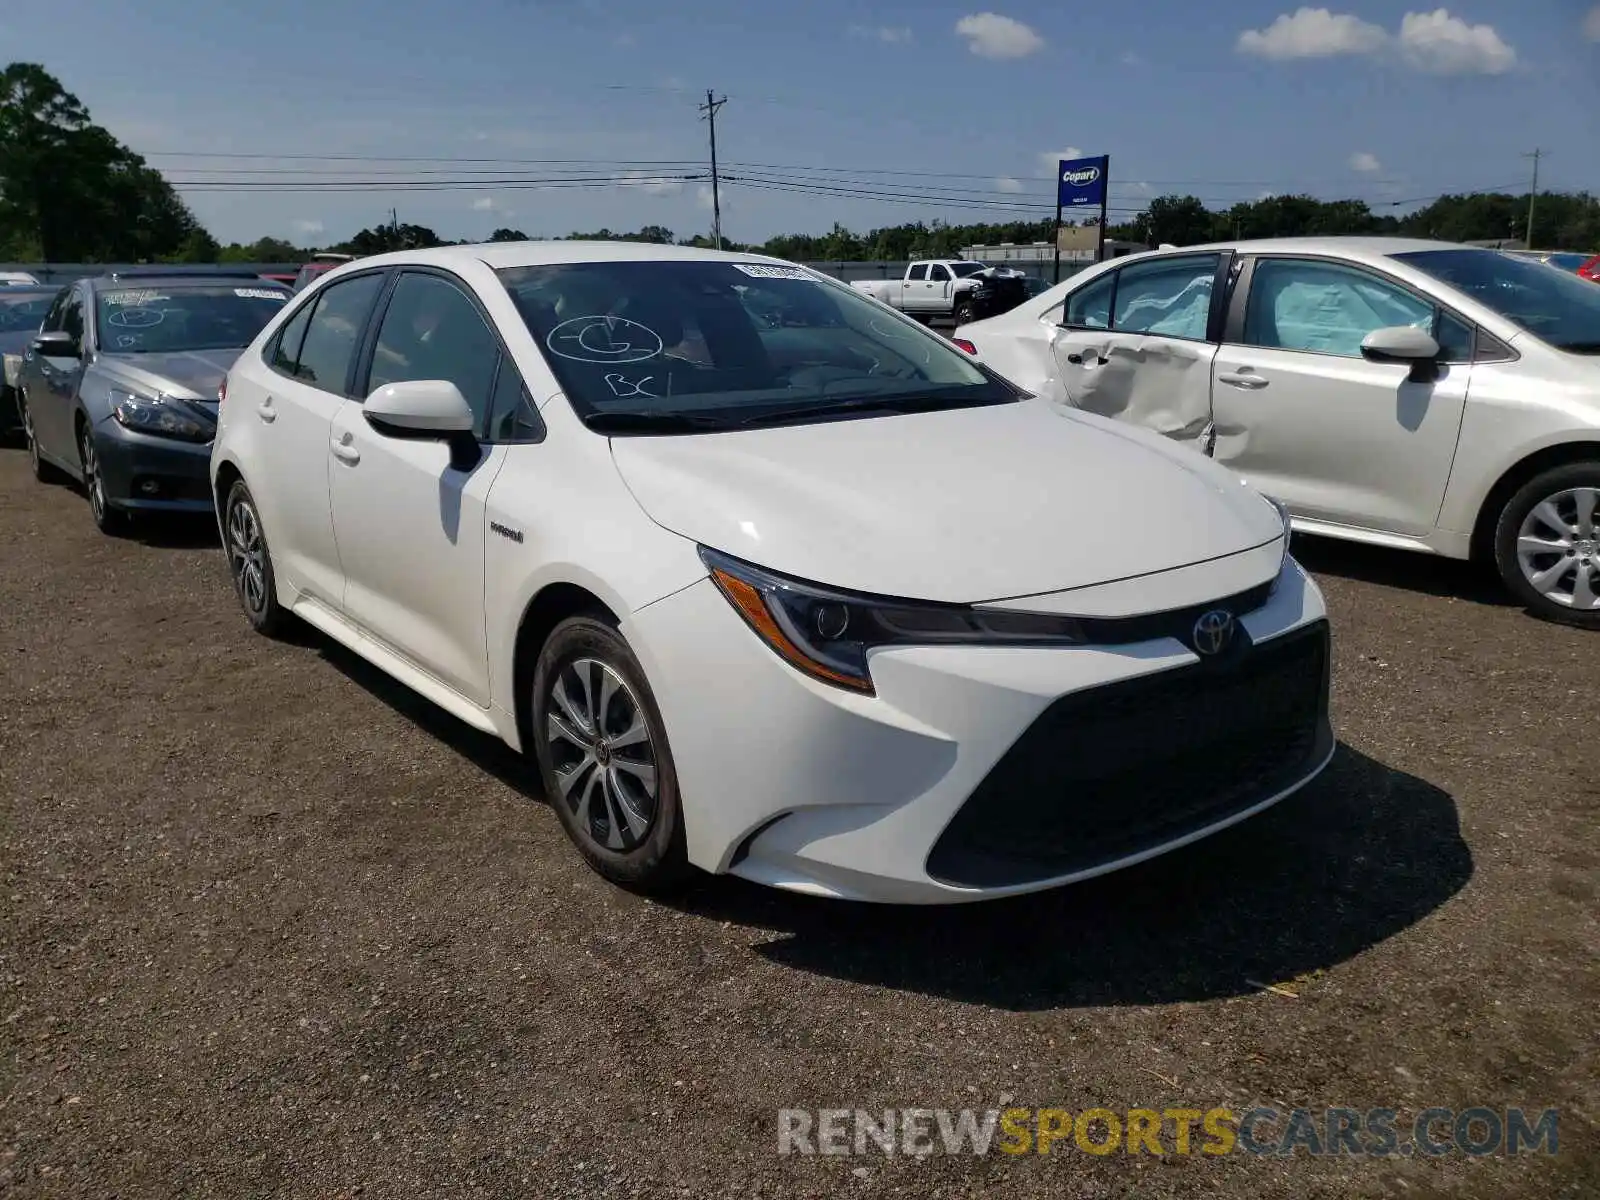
[1470,440,1600,561]
[511,582,620,753]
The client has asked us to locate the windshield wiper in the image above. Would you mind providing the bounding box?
[584,410,730,433]
[732,390,1001,429]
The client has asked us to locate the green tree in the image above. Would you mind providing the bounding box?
[0,62,213,262]
[489,227,530,242]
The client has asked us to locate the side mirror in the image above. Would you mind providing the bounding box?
[364,379,481,471]
[1360,326,1442,383]
[32,330,80,358]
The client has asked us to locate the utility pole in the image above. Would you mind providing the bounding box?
[699,90,728,250]
[1522,148,1542,250]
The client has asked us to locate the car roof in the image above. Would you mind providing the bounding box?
[1120,235,1487,266]
[86,273,290,291]
[338,240,803,274]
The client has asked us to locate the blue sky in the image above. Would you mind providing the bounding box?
[3,1,1597,246]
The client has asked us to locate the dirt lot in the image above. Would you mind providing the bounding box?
[0,444,1595,1199]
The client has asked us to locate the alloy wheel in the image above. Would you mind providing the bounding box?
[79,428,107,523]
[1515,486,1600,612]
[227,496,269,616]
[543,657,660,852]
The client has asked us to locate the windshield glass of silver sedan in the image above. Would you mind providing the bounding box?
[94,284,290,355]
[1392,249,1600,353]
[495,260,1013,431]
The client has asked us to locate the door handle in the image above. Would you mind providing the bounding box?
[1066,351,1102,366]
[256,398,277,422]
[331,433,360,465]
[1218,371,1269,390]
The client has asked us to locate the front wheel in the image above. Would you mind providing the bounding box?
[1493,463,1600,629]
[223,478,288,637]
[78,423,129,536]
[529,616,691,892]
[953,298,976,325]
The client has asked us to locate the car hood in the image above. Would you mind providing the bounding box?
[0,330,36,358]
[95,348,242,401]
[609,397,1285,604]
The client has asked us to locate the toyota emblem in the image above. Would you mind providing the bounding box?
[1193,609,1236,656]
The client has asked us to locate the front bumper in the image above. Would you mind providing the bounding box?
[627,557,1333,904]
[91,414,214,513]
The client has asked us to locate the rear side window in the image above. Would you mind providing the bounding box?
[1064,272,1114,329]
[268,299,316,376]
[290,273,385,394]
[907,265,929,281]
[1111,254,1219,340]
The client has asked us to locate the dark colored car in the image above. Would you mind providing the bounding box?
[0,286,60,438]
[15,270,292,534]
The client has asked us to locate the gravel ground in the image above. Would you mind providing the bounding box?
[0,443,1595,1199]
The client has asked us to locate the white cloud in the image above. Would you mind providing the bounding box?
[1119,50,1144,66]
[1237,7,1516,75]
[955,13,1045,59]
[291,219,325,236]
[1397,8,1516,75]
[849,23,913,43]
[1237,7,1387,59]
[621,170,685,196]
[696,184,731,212]
[470,196,496,211]
[1038,147,1084,174]
[994,176,1026,193]
[1586,5,1600,41]
[1349,151,1382,172]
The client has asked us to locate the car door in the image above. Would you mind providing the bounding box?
[927,263,953,312]
[1048,252,1227,452]
[902,264,930,312]
[326,268,510,706]
[1209,254,1473,536]
[248,270,388,606]
[29,285,88,465]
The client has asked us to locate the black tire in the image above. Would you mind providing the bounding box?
[1492,461,1600,629]
[529,615,692,893]
[78,421,130,536]
[222,478,289,637]
[953,298,976,326]
[19,395,67,484]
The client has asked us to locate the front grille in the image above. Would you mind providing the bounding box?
[926,619,1332,888]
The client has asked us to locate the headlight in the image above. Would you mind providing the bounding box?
[1264,495,1293,586]
[700,547,1085,695]
[110,389,214,443]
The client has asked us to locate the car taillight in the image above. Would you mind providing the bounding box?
[952,338,977,355]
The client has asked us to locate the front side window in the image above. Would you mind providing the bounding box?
[93,283,290,354]
[368,272,499,426]
[61,292,85,341]
[486,355,544,442]
[496,259,1012,434]
[1111,254,1219,340]
[38,288,70,333]
[1393,248,1600,354]
[1244,259,1434,358]
[291,273,385,394]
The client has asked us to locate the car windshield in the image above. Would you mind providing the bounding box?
[95,283,291,354]
[495,259,1014,433]
[0,288,57,333]
[1392,249,1600,353]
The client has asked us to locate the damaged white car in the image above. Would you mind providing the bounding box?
[953,237,1600,628]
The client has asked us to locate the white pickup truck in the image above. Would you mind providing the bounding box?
[851,259,1026,323]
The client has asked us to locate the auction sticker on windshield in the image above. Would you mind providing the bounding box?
[234,288,288,301]
[731,264,812,280]
[102,290,169,306]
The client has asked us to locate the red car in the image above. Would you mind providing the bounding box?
[1579,255,1600,284]
[291,253,355,293]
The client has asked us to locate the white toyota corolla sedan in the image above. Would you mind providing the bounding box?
[210,242,1333,904]
[954,237,1600,628]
